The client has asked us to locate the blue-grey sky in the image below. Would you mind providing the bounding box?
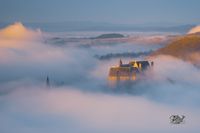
[1,0,200,25]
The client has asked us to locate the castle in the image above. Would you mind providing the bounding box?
[108,59,153,86]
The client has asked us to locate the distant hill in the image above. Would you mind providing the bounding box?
[152,34,200,66]
[93,33,125,39]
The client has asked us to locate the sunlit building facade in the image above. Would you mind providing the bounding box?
[108,59,153,87]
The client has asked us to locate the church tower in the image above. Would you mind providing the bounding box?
[46,76,50,87]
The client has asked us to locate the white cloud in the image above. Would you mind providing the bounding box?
[187,25,200,34]
[0,23,200,133]
[1,86,200,133]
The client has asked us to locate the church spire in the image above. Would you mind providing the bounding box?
[46,76,50,87]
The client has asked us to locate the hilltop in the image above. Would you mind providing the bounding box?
[93,33,125,39]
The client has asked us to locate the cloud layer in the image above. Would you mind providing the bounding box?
[0,23,200,133]
[1,86,200,133]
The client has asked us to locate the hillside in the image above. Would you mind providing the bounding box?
[152,34,200,66]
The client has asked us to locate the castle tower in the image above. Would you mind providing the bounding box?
[133,61,138,68]
[119,59,122,67]
[139,63,142,70]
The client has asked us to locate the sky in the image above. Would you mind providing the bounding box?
[0,0,200,25]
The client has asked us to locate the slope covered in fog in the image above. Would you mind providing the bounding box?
[152,34,200,66]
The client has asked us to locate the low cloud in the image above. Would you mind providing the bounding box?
[0,23,96,85]
[0,23,200,133]
[1,86,200,133]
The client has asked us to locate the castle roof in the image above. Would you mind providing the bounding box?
[129,61,150,70]
[109,60,151,77]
